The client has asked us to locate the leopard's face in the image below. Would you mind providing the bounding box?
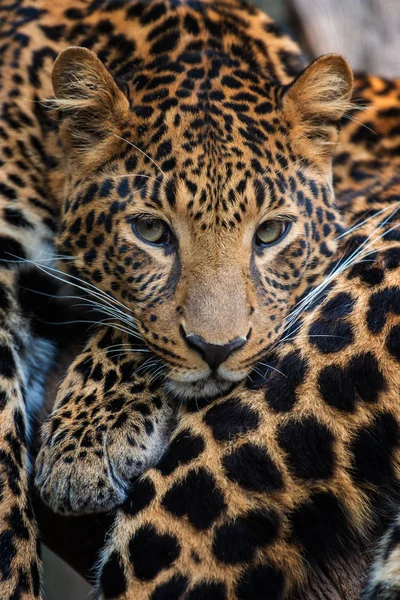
[55,47,352,399]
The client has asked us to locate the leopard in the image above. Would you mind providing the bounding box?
[0,0,399,599]
[34,2,354,515]
[91,74,400,600]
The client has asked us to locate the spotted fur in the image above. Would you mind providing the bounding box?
[0,0,399,599]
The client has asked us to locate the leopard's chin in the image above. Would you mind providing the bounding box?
[165,367,248,401]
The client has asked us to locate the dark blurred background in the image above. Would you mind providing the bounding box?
[42,0,399,596]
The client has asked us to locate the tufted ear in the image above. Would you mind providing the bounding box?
[282,54,353,164]
[52,46,129,159]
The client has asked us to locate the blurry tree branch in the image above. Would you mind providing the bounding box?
[288,0,400,77]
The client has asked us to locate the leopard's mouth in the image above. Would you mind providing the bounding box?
[165,367,248,400]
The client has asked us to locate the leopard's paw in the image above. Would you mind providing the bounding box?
[35,402,174,515]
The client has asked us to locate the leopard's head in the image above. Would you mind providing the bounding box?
[54,45,353,399]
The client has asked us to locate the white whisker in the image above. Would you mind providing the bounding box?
[256,362,288,379]
[282,208,400,337]
[336,201,400,240]
[111,173,159,183]
[111,133,165,176]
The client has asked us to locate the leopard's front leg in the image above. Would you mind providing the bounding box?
[35,327,175,515]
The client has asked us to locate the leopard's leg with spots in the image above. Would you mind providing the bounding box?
[35,326,175,515]
[0,272,45,600]
[0,168,59,599]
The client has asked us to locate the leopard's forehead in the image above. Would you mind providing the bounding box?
[97,76,318,228]
[124,81,294,183]
[94,162,328,234]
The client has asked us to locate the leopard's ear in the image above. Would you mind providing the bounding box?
[52,46,129,156]
[282,54,353,162]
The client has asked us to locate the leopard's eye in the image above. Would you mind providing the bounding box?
[255,220,290,247]
[133,217,170,245]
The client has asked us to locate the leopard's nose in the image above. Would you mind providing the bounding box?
[184,331,247,371]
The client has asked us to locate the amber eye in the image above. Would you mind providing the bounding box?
[133,217,170,245]
[255,220,290,247]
